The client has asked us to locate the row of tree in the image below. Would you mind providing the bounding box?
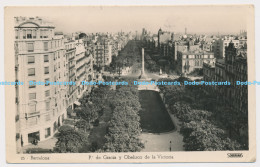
[109,40,138,75]
[157,77,246,151]
[55,85,114,153]
[55,79,145,153]
[103,82,144,152]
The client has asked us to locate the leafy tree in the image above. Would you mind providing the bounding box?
[75,104,99,129]
[55,125,87,153]
[104,106,143,152]
[103,86,144,152]
[75,119,89,132]
[181,120,241,151]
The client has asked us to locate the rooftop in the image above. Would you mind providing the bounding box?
[14,16,54,28]
[181,51,214,55]
[203,62,215,68]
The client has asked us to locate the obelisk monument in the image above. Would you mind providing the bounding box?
[141,48,145,75]
[139,48,147,80]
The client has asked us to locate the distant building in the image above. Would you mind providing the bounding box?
[212,36,239,59]
[158,28,173,47]
[176,50,215,74]
[203,62,215,82]
[93,39,113,67]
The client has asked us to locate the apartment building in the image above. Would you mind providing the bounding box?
[14,17,67,149]
[203,42,248,114]
[65,39,77,109]
[212,36,239,59]
[176,50,215,74]
[75,39,88,98]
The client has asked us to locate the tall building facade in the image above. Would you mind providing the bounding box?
[94,39,113,67]
[14,17,67,149]
[203,42,248,114]
[65,39,77,109]
[212,36,239,59]
[75,39,89,98]
[176,51,215,74]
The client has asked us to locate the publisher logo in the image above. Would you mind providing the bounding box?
[227,153,243,158]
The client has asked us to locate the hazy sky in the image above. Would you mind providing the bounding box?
[9,6,250,34]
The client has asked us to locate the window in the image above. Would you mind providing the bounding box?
[40,30,43,38]
[27,56,35,64]
[27,43,34,52]
[15,30,19,39]
[45,127,51,138]
[32,30,36,39]
[44,42,48,51]
[44,55,49,62]
[44,67,49,74]
[29,80,36,88]
[27,30,32,39]
[45,90,50,97]
[23,30,26,39]
[27,117,37,126]
[40,30,48,38]
[45,78,50,86]
[46,101,50,110]
[28,68,35,76]
[44,30,48,38]
[29,93,36,100]
[45,114,51,122]
[29,104,36,113]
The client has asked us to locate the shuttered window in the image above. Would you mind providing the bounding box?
[29,93,36,100]
[28,68,35,76]
[28,56,35,64]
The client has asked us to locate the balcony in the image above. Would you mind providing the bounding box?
[66,48,76,53]
[25,111,40,120]
[76,64,85,72]
[76,56,87,63]
[69,65,75,70]
[69,57,75,61]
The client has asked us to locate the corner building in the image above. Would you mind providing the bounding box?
[14,17,68,149]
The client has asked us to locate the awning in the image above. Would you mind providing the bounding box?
[74,101,81,106]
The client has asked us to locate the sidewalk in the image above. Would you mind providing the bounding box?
[21,137,57,153]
